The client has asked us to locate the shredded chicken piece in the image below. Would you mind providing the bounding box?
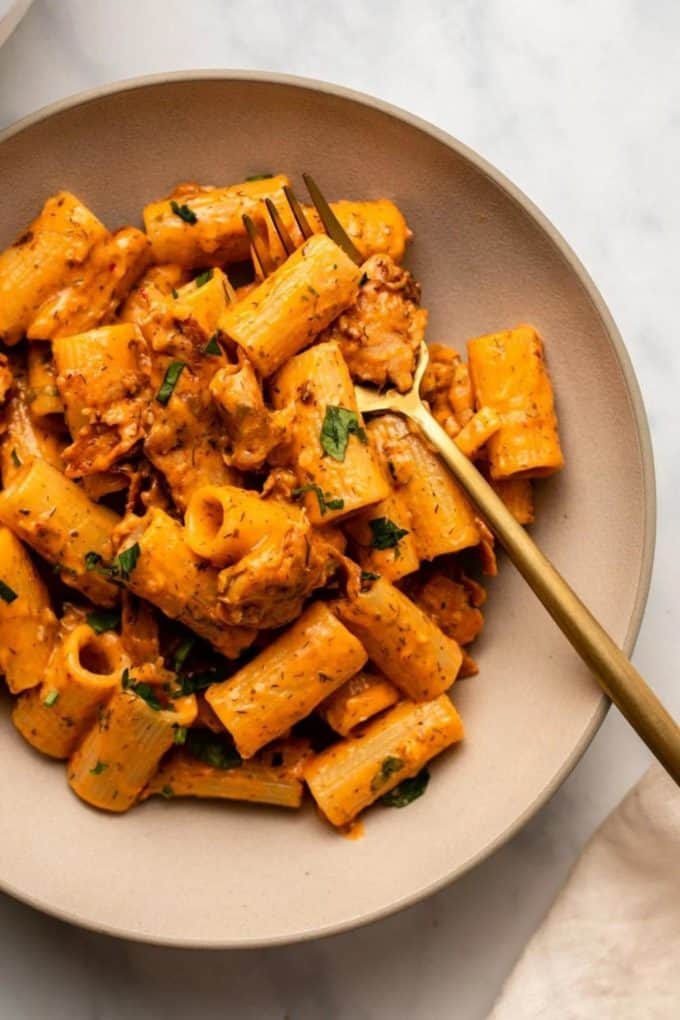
[123,265,238,507]
[320,253,427,392]
[411,571,485,647]
[261,467,300,503]
[421,342,475,439]
[210,351,293,470]
[216,524,339,629]
[59,334,152,477]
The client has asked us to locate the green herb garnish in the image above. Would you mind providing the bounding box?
[160,784,174,799]
[381,768,430,808]
[173,725,187,745]
[90,761,108,775]
[359,271,369,286]
[121,667,130,690]
[320,405,367,462]
[172,668,222,698]
[171,636,196,674]
[10,448,21,468]
[129,682,163,712]
[156,361,186,406]
[0,580,17,603]
[171,287,179,299]
[369,517,409,550]
[43,690,59,707]
[86,609,121,634]
[245,172,274,181]
[292,484,344,516]
[185,729,242,771]
[194,268,213,288]
[84,544,140,583]
[114,544,140,581]
[202,332,222,356]
[370,755,404,792]
[170,200,197,224]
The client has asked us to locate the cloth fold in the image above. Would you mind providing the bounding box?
[489,765,680,1019]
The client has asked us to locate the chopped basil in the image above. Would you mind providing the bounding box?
[194,268,213,288]
[86,610,121,634]
[114,544,140,581]
[172,667,222,697]
[245,172,274,181]
[43,690,59,707]
[173,725,187,745]
[202,332,222,356]
[84,544,140,583]
[89,761,108,775]
[369,517,409,550]
[129,682,163,712]
[160,784,174,799]
[170,200,197,224]
[381,768,430,808]
[171,636,196,674]
[370,755,404,792]
[121,667,131,690]
[292,484,344,516]
[171,287,179,299]
[10,448,21,468]
[156,361,186,405]
[185,729,242,771]
[0,580,17,604]
[320,405,367,462]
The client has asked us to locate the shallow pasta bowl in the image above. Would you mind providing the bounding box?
[0,72,655,947]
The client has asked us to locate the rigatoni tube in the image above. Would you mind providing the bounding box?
[206,602,368,758]
[142,751,304,809]
[0,459,121,606]
[305,695,464,827]
[271,340,388,525]
[318,669,400,737]
[185,485,294,567]
[0,191,107,345]
[117,508,255,659]
[467,325,564,479]
[334,576,462,700]
[367,414,480,560]
[143,175,290,268]
[0,525,57,694]
[222,235,362,376]
[12,624,130,758]
[68,687,197,812]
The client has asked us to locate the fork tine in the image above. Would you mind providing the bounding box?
[265,197,296,256]
[302,173,363,265]
[242,213,275,278]
[283,185,314,240]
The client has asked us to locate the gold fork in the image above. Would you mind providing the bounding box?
[253,176,680,784]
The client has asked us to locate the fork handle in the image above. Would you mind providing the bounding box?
[410,404,680,785]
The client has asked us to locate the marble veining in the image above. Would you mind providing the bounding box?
[0,1,678,1017]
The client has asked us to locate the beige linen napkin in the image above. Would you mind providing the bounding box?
[489,765,680,1019]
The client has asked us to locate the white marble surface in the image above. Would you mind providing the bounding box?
[0,2,678,1017]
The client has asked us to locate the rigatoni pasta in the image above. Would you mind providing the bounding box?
[0,174,564,825]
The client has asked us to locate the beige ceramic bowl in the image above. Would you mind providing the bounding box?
[0,72,655,947]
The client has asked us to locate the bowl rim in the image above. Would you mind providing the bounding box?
[0,70,656,948]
